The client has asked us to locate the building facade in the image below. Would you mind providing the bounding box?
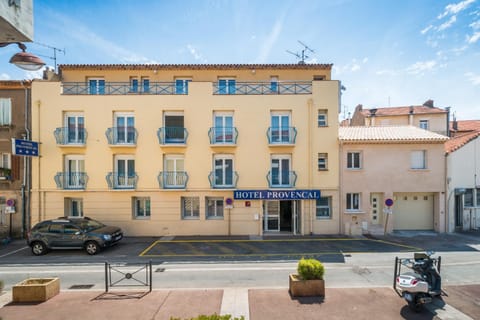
[0,80,31,239]
[31,64,341,236]
[339,126,448,235]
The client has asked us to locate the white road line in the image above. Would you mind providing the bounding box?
[0,246,28,258]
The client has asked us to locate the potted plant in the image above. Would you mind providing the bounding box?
[289,258,325,297]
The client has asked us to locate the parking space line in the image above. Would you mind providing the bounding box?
[0,246,28,258]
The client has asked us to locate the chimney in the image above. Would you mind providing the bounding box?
[409,106,414,125]
[423,99,434,108]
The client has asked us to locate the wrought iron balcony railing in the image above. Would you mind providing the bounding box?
[213,81,312,95]
[208,127,238,144]
[54,127,87,145]
[157,127,188,145]
[157,171,188,189]
[106,172,138,189]
[62,82,186,95]
[105,127,138,145]
[54,172,88,190]
[267,127,297,145]
[266,170,297,188]
[208,171,238,189]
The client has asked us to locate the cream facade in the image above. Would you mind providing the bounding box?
[31,64,340,236]
[339,126,448,235]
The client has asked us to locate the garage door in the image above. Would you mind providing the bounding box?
[393,193,434,230]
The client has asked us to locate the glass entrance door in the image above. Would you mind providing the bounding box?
[264,201,280,232]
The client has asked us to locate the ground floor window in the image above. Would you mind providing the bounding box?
[182,196,199,219]
[316,196,331,219]
[206,197,224,219]
[346,193,360,211]
[64,198,83,217]
[133,197,151,219]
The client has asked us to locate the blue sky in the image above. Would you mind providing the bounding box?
[1,0,479,120]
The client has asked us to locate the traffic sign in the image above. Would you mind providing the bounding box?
[12,138,39,156]
[385,198,394,207]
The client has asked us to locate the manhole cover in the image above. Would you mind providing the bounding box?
[69,284,95,289]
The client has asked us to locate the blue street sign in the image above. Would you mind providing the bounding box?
[12,139,39,157]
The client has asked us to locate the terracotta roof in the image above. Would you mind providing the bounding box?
[449,120,480,132]
[59,63,333,71]
[0,80,32,89]
[445,130,480,153]
[360,105,447,116]
[339,126,449,143]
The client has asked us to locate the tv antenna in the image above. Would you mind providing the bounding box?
[33,42,66,72]
[286,40,315,64]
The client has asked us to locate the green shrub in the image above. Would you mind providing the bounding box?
[297,258,325,280]
[170,314,244,320]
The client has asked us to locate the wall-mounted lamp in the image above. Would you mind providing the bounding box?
[0,42,46,71]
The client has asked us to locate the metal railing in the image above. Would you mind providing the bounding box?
[105,127,138,145]
[267,127,297,144]
[266,170,297,188]
[208,127,238,144]
[54,172,88,190]
[106,172,138,189]
[208,171,239,189]
[157,171,188,189]
[62,82,184,95]
[157,127,188,144]
[104,261,152,293]
[54,127,87,145]
[213,81,312,95]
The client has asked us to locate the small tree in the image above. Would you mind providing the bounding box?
[297,258,325,280]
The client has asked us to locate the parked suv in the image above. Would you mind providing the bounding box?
[27,217,123,255]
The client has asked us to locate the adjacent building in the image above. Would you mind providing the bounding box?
[31,64,341,236]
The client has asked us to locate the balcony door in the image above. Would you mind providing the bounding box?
[214,112,234,143]
[65,156,85,188]
[115,113,135,144]
[271,155,291,187]
[164,113,184,143]
[115,156,135,188]
[164,155,185,187]
[271,112,290,143]
[65,113,84,144]
[214,155,233,187]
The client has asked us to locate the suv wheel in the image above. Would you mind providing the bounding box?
[85,241,100,255]
[31,241,47,256]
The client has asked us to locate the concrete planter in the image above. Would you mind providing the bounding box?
[289,274,325,297]
[12,278,60,302]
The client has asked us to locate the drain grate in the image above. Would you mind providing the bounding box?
[155,268,165,272]
[69,284,95,289]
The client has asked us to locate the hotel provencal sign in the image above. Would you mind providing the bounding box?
[234,190,320,200]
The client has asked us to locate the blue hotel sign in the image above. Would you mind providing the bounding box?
[12,139,39,157]
[234,190,320,200]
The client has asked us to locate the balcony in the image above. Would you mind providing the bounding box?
[54,127,87,146]
[213,81,312,95]
[54,172,88,190]
[208,127,238,145]
[267,127,297,145]
[157,171,188,189]
[0,168,11,181]
[106,172,138,190]
[266,171,297,188]
[208,171,239,189]
[105,127,138,146]
[61,82,185,95]
[157,127,188,145]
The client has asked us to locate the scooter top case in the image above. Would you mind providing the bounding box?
[396,272,429,293]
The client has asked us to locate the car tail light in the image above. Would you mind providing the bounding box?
[410,279,418,285]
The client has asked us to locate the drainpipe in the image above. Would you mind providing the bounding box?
[339,140,344,234]
[20,80,31,237]
[307,98,313,235]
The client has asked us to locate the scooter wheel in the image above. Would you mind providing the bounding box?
[408,300,423,313]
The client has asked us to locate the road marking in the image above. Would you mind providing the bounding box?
[0,246,28,258]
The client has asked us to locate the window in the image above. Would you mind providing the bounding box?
[65,112,85,144]
[213,112,234,143]
[206,197,224,219]
[0,153,10,169]
[318,153,328,170]
[88,78,105,94]
[313,75,325,80]
[346,193,360,211]
[130,77,138,93]
[164,112,185,143]
[465,189,474,207]
[0,98,12,125]
[181,197,199,219]
[164,155,185,188]
[142,77,150,93]
[318,110,328,127]
[114,112,135,144]
[64,198,83,217]
[411,150,427,169]
[270,155,291,186]
[115,155,135,188]
[476,188,480,207]
[316,197,331,219]
[270,76,278,93]
[65,155,85,189]
[218,78,236,94]
[175,78,191,94]
[270,112,291,143]
[133,197,151,219]
[214,155,234,187]
[347,152,361,169]
[419,120,429,130]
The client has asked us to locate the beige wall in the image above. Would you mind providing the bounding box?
[366,113,447,135]
[31,67,340,236]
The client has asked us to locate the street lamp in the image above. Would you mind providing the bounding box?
[0,42,46,71]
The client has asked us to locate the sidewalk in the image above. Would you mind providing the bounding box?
[1,285,478,320]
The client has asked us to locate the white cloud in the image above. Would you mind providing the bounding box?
[421,25,433,34]
[470,20,480,29]
[24,69,45,80]
[438,0,475,19]
[0,73,11,80]
[186,44,207,63]
[438,15,457,31]
[406,60,438,75]
[466,31,480,43]
[465,72,480,85]
[257,15,284,63]
[375,69,398,76]
[334,58,367,75]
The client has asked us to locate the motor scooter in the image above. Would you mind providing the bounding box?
[394,251,445,312]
